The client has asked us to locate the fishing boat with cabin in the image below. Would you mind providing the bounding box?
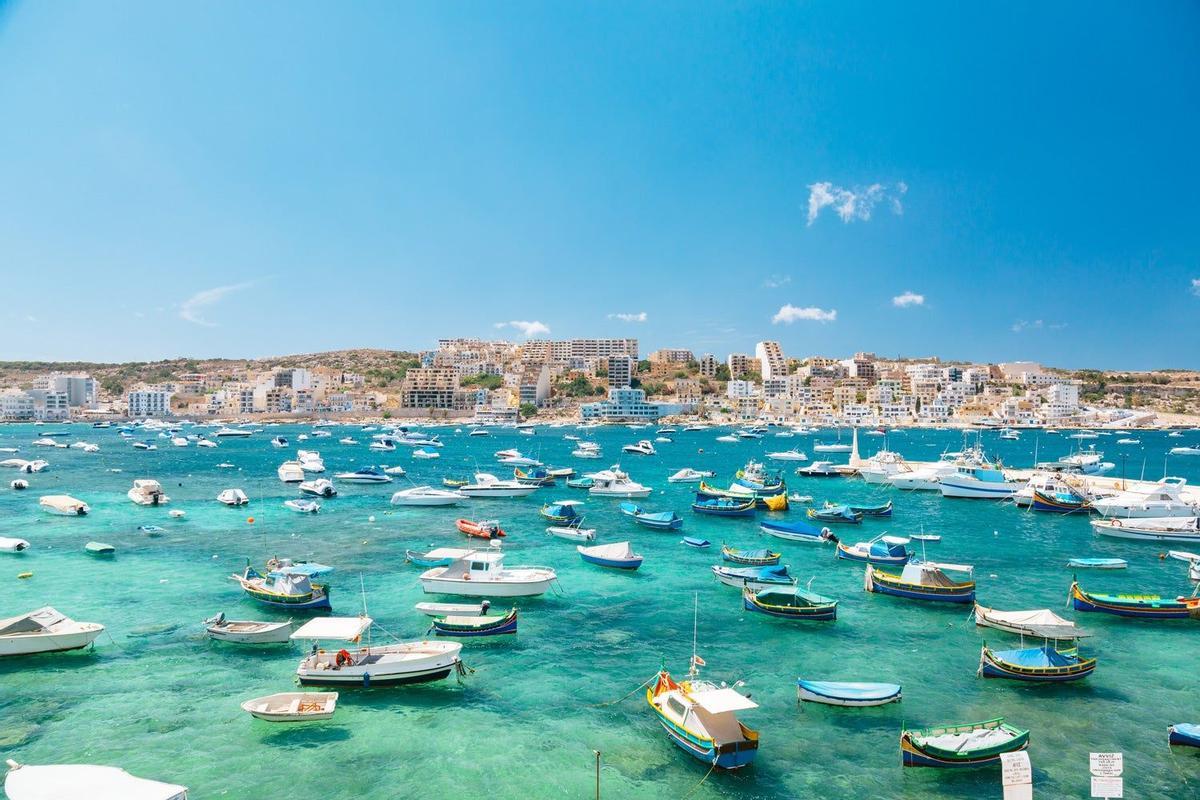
[864,562,976,604]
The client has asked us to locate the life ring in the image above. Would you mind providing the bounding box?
[1112,520,1121,527]
[335,649,352,667]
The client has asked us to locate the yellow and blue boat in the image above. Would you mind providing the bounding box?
[647,662,759,770]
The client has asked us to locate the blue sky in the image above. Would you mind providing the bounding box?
[2,1,1198,368]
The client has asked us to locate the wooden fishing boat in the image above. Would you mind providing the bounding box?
[1066,557,1127,570]
[540,500,584,524]
[84,541,115,556]
[721,545,781,566]
[978,642,1096,682]
[456,518,506,539]
[566,476,595,489]
[865,562,976,604]
[1031,486,1091,513]
[546,525,596,542]
[406,549,454,568]
[743,586,837,620]
[204,613,293,644]
[911,533,941,542]
[847,500,892,517]
[577,541,643,570]
[901,717,1029,768]
[973,604,1078,637]
[696,481,786,509]
[647,666,759,770]
[241,691,338,722]
[430,607,518,637]
[681,537,711,548]
[513,466,555,487]
[808,505,862,524]
[759,518,836,544]
[836,534,910,565]
[1169,723,1200,748]
[619,502,682,530]
[796,679,901,707]
[692,497,756,517]
[230,565,331,611]
[1069,580,1200,619]
[415,601,488,616]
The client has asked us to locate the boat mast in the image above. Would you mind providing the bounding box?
[689,593,699,679]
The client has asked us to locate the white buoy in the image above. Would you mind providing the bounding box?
[368,515,376,523]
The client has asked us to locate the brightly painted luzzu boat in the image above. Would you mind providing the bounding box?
[647,666,759,770]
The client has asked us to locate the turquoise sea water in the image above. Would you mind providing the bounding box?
[2,423,1199,799]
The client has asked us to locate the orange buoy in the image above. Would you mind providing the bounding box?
[247,517,255,524]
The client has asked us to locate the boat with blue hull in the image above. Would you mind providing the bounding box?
[620,502,683,530]
[577,541,643,570]
[847,500,892,517]
[759,518,835,544]
[231,564,331,611]
[692,496,756,517]
[796,679,901,707]
[430,607,518,637]
[978,643,1096,682]
[1070,581,1200,620]
[540,500,583,524]
[1170,723,1200,748]
[808,504,862,524]
[721,545,780,566]
[712,564,795,590]
[865,562,976,604]
[835,534,910,565]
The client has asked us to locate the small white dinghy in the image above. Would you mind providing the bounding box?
[204,613,293,644]
[0,537,30,553]
[546,525,596,542]
[414,601,489,617]
[4,760,188,800]
[240,691,338,722]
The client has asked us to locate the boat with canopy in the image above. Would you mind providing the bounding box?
[620,502,683,530]
[721,545,780,566]
[292,616,464,687]
[3,761,188,800]
[759,518,835,544]
[835,534,910,565]
[864,562,976,603]
[743,585,837,620]
[230,563,332,610]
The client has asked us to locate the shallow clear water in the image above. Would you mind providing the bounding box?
[2,424,1198,798]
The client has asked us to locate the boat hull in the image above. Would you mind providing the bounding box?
[1091,521,1200,543]
[978,647,1095,682]
[1070,583,1194,619]
[0,627,104,657]
[938,479,1021,499]
[796,680,901,707]
[419,576,554,597]
[866,569,975,604]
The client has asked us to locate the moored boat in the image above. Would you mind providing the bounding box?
[420,549,558,597]
[978,642,1096,682]
[430,607,518,637]
[292,616,463,686]
[3,761,188,800]
[865,562,975,603]
[808,504,863,524]
[836,534,910,565]
[0,607,105,656]
[647,661,759,770]
[456,518,506,539]
[619,502,682,530]
[759,518,836,544]
[1066,557,1126,569]
[0,537,31,553]
[900,717,1029,768]
[577,541,643,570]
[692,496,756,517]
[38,494,90,515]
[1069,580,1199,619]
[1169,723,1200,748]
[204,612,293,644]
[546,525,596,542]
[241,692,338,722]
[230,564,331,611]
[712,564,796,590]
[721,545,780,566]
[743,586,836,620]
[796,679,901,707]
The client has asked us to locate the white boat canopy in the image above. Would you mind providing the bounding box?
[689,687,759,714]
[291,616,372,642]
[4,762,188,800]
[0,608,66,637]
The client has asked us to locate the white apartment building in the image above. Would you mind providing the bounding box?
[33,374,97,408]
[128,388,173,417]
[726,380,758,400]
[754,341,786,380]
[0,390,34,421]
[607,355,635,389]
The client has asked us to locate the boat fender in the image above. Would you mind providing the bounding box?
[335,649,352,667]
[362,672,370,688]
[463,573,470,581]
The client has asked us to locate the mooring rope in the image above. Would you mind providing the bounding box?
[588,675,654,708]
[681,761,718,798]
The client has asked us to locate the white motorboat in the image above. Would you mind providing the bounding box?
[0,537,30,552]
[390,486,466,506]
[299,479,337,498]
[572,447,603,459]
[369,438,396,452]
[715,434,739,443]
[813,442,852,453]
[587,465,652,498]
[497,452,543,467]
[1090,515,1200,542]
[10,479,28,490]
[546,525,596,542]
[284,499,321,513]
[271,436,289,448]
[297,450,326,473]
[168,509,186,518]
[857,451,906,484]
[277,461,305,482]
[1037,446,1115,475]
[38,494,90,516]
[420,549,558,597]
[204,613,293,643]
[622,440,656,456]
[216,488,249,506]
[766,448,808,462]
[196,439,217,448]
[214,427,252,437]
[667,468,715,483]
[32,438,58,447]
[412,448,440,460]
[0,607,104,656]
[1090,477,1197,518]
[938,449,1025,499]
[292,616,463,686]
[339,437,358,445]
[469,428,491,436]
[132,441,156,451]
[21,459,49,473]
[310,430,332,439]
[383,465,407,475]
[3,761,187,800]
[796,461,841,477]
[414,601,488,616]
[1171,446,1200,456]
[241,692,338,722]
[333,466,393,483]
[170,436,188,447]
[1116,438,1141,445]
[127,479,169,506]
[459,473,537,498]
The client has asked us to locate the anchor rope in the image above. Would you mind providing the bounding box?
[681,761,718,799]
[588,675,655,708]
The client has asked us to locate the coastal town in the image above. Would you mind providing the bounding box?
[1,337,1196,428]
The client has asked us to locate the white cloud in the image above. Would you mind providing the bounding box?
[806,181,907,226]
[772,304,837,324]
[24,314,37,323]
[495,320,550,338]
[1011,319,1044,333]
[1192,278,1200,296]
[607,312,648,323]
[892,290,925,308]
[180,281,254,327]
[762,274,792,289]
